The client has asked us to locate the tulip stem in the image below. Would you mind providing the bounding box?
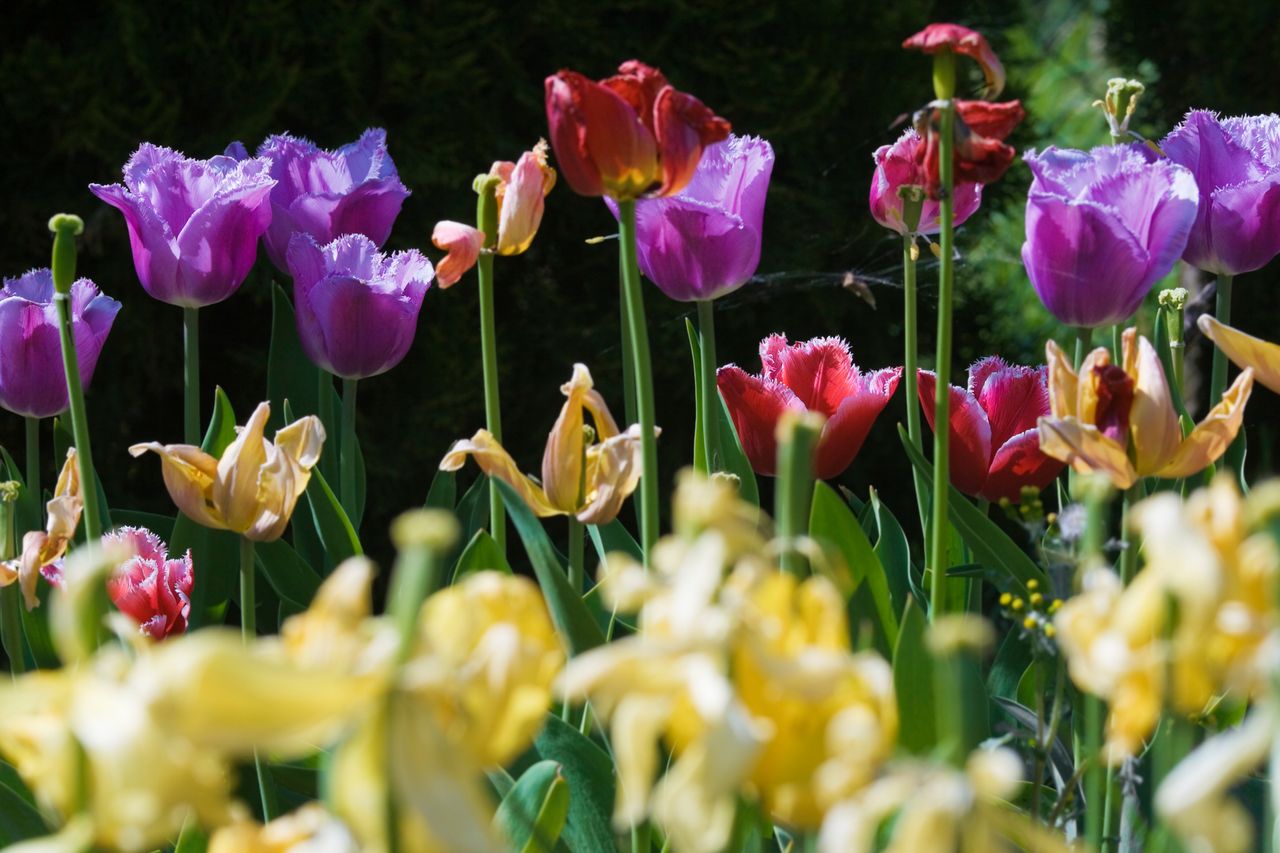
[1073,326,1093,371]
[775,414,821,577]
[696,300,722,473]
[341,377,358,525]
[902,233,930,545]
[477,181,506,556]
[183,306,200,445]
[1209,275,1233,405]
[1118,481,1144,585]
[24,417,39,516]
[617,200,660,563]
[567,517,584,594]
[0,489,25,676]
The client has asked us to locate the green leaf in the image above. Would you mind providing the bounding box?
[453,529,513,580]
[495,479,604,656]
[425,468,457,510]
[267,283,320,429]
[256,538,322,609]
[494,759,570,853]
[456,474,490,543]
[587,518,642,566]
[866,488,911,616]
[532,715,616,853]
[303,467,363,564]
[987,629,1034,701]
[0,446,40,534]
[686,318,708,473]
[173,818,209,853]
[897,426,1048,593]
[0,771,46,845]
[891,597,935,754]
[716,392,759,506]
[809,482,898,646]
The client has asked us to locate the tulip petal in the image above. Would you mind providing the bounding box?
[1199,315,1280,394]
[440,430,561,517]
[578,425,647,526]
[88,183,182,304]
[173,178,275,308]
[1037,417,1138,489]
[815,368,901,481]
[295,269,424,380]
[495,147,553,255]
[213,402,273,535]
[542,364,592,513]
[1153,369,1253,480]
[275,415,327,474]
[768,336,859,417]
[716,366,804,477]
[651,87,732,198]
[129,442,225,531]
[973,360,1049,449]
[1200,177,1280,275]
[983,429,1065,503]
[431,221,485,289]
[546,70,659,200]
[916,370,992,497]
[1044,339,1078,419]
[1124,330,1183,475]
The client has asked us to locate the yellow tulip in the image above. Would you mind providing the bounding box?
[440,364,648,524]
[1038,328,1253,488]
[0,449,82,610]
[130,401,325,542]
[209,804,359,853]
[1199,314,1280,395]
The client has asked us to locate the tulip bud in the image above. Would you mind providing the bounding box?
[1093,77,1145,142]
[391,509,460,554]
[47,213,84,296]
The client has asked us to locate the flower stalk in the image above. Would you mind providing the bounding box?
[1160,288,1189,396]
[183,306,200,445]
[24,417,39,520]
[1210,275,1234,405]
[476,177,506,554]
[341,377,358,523]
[900,192,930,539]
[0,482,25,676]
[696,300,722,473]
[775,411,823,577]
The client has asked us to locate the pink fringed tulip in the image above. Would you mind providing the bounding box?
[902,23,1006,97]
[104,527,193,640]
[870,129,982,235]
[431,222,485,288]
[717,335,901,479]
[916,357,1065,502]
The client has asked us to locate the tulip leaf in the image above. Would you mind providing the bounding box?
[988,628,1034,701]
[453,529,514,580]
[716,392,760,506]
[457,474,491,544]
[891,596,936,754]
[531,714,616,853]
[809,481,898,647]
[494,759,571,853]
[685,319,709,473]
[256,538,323,609]
[267,283,320,430]
[865,488,912,616]
[0,773,46,844]
[0,446,41,534]
[587,519,642,566]
[897,425,1048,593]
[18,601,58,669]
[303,467,363,565]
[494,479,604,656]
[424,468,456,511]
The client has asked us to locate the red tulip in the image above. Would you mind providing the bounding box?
[545,60,731,201]
[717,335,901,479]
[914,99,1025,199]
[104,526,194,640]
[903,23,1006,98]
[916,357,1065,502]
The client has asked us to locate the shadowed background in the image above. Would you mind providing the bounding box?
[2,0,1277,567]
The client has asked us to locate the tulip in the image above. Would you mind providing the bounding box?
[430,221,485,288]
[870,128,982,236]
[1037,329,1253,488]
[1198,315,1280,394]
[902,23,1006,97]
[916,357,1065,502]
[1021,144,1200,328]
[913,99,1025,199]
[716,335,901,479]
[0,449,81,610]
[89,143,275,308]
[130,401,325,542]
[604,133,775,302]
[439,364,646,525]
[254,128,411,273]
[102,526,193,640]
[287,233,434,380]
[484,139,558,256]
[209,804,360,853]
[1161,111,1280,276]
[545,59,731,200]
[0,269,120,419]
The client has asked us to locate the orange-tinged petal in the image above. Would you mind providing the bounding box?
[18,531,50,611]
[495,142,556,256]
[431,221,485,288]
[1125,329,1182,474]
[542,364,593,513]
[440,430,561,518]
[129,441,225,531]
[1076,346,1114,426]
[214,402,273,535]
[578,425,647,525]
[1152,369,1253,479]
[1199,315,1280,395]
[1037,416,1138,489]
[241,444,300,543]
[583,389,622,441]
[1044,339,1077,418]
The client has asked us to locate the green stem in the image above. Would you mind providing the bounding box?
[477,180,505,556]
[1110,324,1121,362]
[1084,693,1104,850]
[340,377,358,524]
[1209,274,1233,405]
[567,517,584,594]
[1118,482,1144,584]
[1165,303,1186,398]
[1074,326,1094,371]
[902,234,930,545]
[696,300,722,473]
[0,493,25,676]
[239,537,276,820]
[932,649,966,766]
[24,418,39,512]
[927,96,956,622]
[775,415,820,577]
[617,200,660,563]
[318,370,337,484]
[183,306,200,445]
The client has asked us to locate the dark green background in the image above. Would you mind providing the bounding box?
[3,0,1278,567]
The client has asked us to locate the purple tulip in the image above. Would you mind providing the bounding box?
[0,269,121,418]
[287,233,434,379]
[1021,144,1199,328]
[89,144,275,308]
[870,128,982,235]
[1162,110,1280,276]
[257,129,410,274]
[605,134,774,301]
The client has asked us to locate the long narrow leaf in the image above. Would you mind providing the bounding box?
[809,481,898,646]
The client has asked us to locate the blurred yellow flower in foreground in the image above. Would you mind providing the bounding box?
[0,449,81,609]
[209,803,359,852]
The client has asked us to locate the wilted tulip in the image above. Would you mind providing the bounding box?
[485,139,557,256]
[1162,110,1280,275]
[0,269,120,419]
[430,221,485,288]
[545,59,731,200]
[130,401,325,542]
[254,128,411,273]
[287,233,434,379]
[716,335,901,479]
[440,364,647,525]
[916,357,1064,502]
[89,144,275,307]
[1199,315,1280,394]
[913,99,1025,199]
[0,449,81,609]
[870,129,982,235]
[102,527,193,640]
[1037,329,1252,488]
[605,133,775,301]
[902,23,1006,97]
[1022,145,1199,327]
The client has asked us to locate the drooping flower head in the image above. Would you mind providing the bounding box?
[287,233,434,380]
[102,527,193,640]
[89,144,275,307]
[255,128,411,273]
[1021,145,1200,327]
[870,128,982,235]
[717,335,901,479]
[1037,329,1252,488]
[604,133,774,301]
[0,269,120,418]
[903,23,1006,98]
[1161,111,1280,276]
[913,99,1025,199]
[545,60,732,200]
[916,356,1065,502]
[485,139,558,256]
[430,221,485,288]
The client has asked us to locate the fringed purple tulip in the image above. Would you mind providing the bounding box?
[870,128,982,235]
[1021,144,1199,328]
[1162,110,1280,275]
[0,269,121,418]
[605,134,775,301]
[287,233,433,379]
[89,144,275,307]
[256,129,411,273]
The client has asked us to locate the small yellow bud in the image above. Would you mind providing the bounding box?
[999,592,1012,606]
[1030,592,1044,606]
[1022,616,1036,630]
[1011,598,1024,611]
[1049,599,1062,614]
[1043,624,1056,638]
[1026,579,1039,591]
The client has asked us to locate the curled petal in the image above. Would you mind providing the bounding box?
[440,430,561,517]
[903,23,1006,97]
[983,429,1065,503]
[129,442,224,531]
[1037,417,1138,489]
[275,416,326,472]
[578,425,647,525]
[1044,340,1078,418]
[651,86,733,198]
[815,368,901,480]
[716,366,804,477]
[431,221,485,288]
[542,364,593,513]
[1199,315,1280,394]
[495,144,556,255]
[916,370,992,496]
[545,70,659,200]
[1152,369,1253,479]
[213,402,273,534]
[1124,329,1182,474]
